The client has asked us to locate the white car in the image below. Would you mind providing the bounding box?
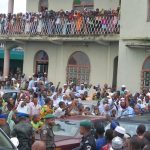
[0,89,20,104]
[0,128,19,150]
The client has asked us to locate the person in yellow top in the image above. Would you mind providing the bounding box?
[40,98,53,119]
[31,114,43,133]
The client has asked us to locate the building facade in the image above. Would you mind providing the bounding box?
[1,0,150,92]
[26,0,120,12]
[118,0,150,92]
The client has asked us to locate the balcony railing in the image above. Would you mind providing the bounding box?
[0,15,120,36]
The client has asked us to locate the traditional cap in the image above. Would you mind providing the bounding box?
[110,121,120,130]
[115,126,126,135]
[28,76,32,79]
[44,114,56,119]
[11,78,16,81]
[112,136,123,149]
[80,120,92,128]
[75,93,80,98]
[146,92,150,97]
[121,85,126,88]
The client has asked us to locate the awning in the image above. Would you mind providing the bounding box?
[0,48,24,60]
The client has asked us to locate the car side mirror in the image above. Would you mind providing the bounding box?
[10,137,19,148]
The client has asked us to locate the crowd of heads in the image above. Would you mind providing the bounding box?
[94,122,150,150]
[0,8,120,35]
[0,72,149,149]
[0,72,150,119]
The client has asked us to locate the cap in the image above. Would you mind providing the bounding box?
[11,78,16,81]
[121,85,126,88]
[80,120,92,128]
[112,136,123,149]
[110,121,120,130]
[44,114,56,119]
[115,126,126,135]
[75,93,80,98]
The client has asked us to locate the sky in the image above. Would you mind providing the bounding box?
[0,0,26,14]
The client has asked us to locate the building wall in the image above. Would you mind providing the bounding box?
[120,0,150,39]
[48,0,73,11]
[117,0,150,93]
[23,42,118,87]
[94,0,119,10]
[117,40,150,93]
[26,0,39,12]
[26,0,119,12]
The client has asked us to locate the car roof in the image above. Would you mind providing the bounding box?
[56,115,107,122]
[0,89,20,93]
[118,113,150,124]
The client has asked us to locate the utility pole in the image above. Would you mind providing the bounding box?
[8,0,14,14]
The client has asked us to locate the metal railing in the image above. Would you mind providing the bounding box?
[0,15,120,36]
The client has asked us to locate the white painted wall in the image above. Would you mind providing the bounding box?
[26,0,119,12]
[117,40,150,93]
[26,0,39,12]
[94,0,119,10]
[23,42,118,87]
[120,0,150,39]
[48,0,73,11]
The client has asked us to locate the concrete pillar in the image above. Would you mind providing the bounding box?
[8,0,14,14]
[3,48,10,78]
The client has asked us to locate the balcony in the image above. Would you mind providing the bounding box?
[0,12,120,43]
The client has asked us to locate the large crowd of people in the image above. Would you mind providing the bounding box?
[0,72,149,150]
[0,8,120,36]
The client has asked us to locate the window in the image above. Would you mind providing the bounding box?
[34,50,49,74]
[141,56,150,90]
[66,51,90,84]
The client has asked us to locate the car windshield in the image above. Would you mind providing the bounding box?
[53,120,79,137]
[0,130,14,150]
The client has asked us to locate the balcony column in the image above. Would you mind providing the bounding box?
[8,0,14,14]
[3,47,10,79]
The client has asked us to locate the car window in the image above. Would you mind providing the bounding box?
[105,122,150,136]
[119,122,150,136]
[2,92,17,102]
[0,130,14,149]
[53,120,79,137]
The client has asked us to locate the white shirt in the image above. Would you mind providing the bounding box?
[17,101,31,114]
[54,107,65,118]
[29,102,41,116]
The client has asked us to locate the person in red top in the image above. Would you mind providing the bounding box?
[101,129,113,150]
